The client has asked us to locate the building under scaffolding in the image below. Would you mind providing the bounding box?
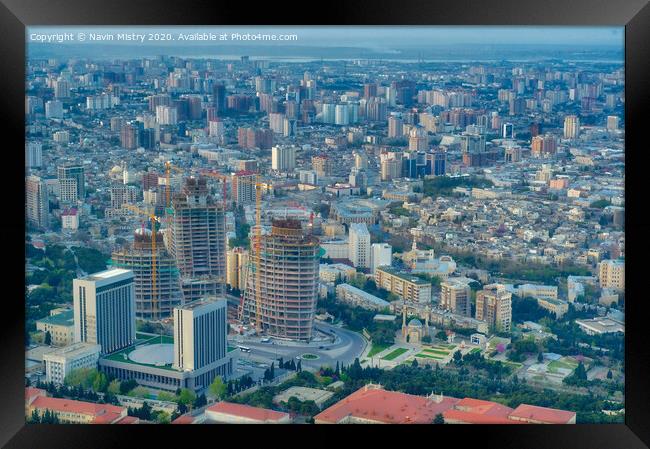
[241,219,320,342]
[111,228,182,320]
[169,177,226,303]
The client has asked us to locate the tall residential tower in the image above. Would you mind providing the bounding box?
[169,177,227,303]
[241,219,319,341]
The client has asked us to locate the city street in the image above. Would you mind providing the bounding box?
[228,321,367,371]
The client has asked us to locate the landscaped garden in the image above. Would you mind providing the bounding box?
[382,347,409,361]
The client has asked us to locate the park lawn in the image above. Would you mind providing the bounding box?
[431,345,455,352]
[382,347,409,361]
[501,360,524,371]
[368,342,390,358]
[470,348,482,354]
[416,353,445,360]
[422,348,450,356]
[548,359,578,372]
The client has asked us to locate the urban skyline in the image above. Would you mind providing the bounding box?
[25,26,624,425]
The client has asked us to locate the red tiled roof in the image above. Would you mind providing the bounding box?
[509,404,576,424]
[444,409,523,424]
[25,387,46,404]
[314,386,577,425]
[172,414,198,424]
[30,396,126,424]
[114,415,140,424]
[453,397,514,417]
[314,386,459,424]
[206,402,290,423]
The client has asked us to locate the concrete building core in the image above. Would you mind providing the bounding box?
[241,219,320,342]
[111,228,183,320]
[169,177,226,303]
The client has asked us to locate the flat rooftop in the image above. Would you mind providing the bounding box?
[176,297,226,311]
[273,386,334,406]
[36,309,74,327]
[102,333,177,371]
[376,267,430,285]
[43,342,100,360]
[83,268,132,281]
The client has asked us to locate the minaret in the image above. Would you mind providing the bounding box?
[401,301,407,338]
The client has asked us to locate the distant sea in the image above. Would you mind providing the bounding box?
[27,43,623,64]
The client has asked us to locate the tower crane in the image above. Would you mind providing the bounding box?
[123,204,162,321]
[227,174,264,335]
[199,169,230,208]
[164,161,185,210]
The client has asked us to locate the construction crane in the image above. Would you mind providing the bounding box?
[123,204,162,321]
[228,174,264,335]
[164,161,185,210]
[201,169,266,334]
[199,169,230,208]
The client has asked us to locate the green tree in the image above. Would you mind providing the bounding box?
[607,370,613,379]
[209,376,227,400]
[154,410,171,424]
[433,413,445,424]
[107,379,121,395]
[157,391,177,402]
[29,409,41,423]
[194,393,207,408]
[128,386,151,399]
[453,350,463,363]
[92,372,108,393]
[119,379,138,395]
[178,388,196,407]
[537,352,544,363]
[44,331,52,345]
[574,362,588,380]
[64,368,98,389]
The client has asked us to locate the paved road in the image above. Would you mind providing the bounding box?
[229,322,367,371]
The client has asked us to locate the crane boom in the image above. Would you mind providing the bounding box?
[123,204,161,321]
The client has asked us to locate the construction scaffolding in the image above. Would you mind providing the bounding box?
[240,219,320,342]
[110,229,182,320]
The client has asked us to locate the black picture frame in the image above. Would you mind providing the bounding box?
[2,0,648,447]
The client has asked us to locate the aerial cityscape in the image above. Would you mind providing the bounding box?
[25,26,624,424]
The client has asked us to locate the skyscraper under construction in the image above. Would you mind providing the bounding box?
[169,177,226,303]
[111,228,183,320]
[241,219,319,342]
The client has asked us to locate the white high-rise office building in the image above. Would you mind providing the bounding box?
[271,145,297,172]
[173,298,228,372]
[45,100,64,119]
[73,268,136,355]
[354,152,368,170]
[26,142,42,168]
[335,103,350,125]
[298,170,317,185]
[349,223,371,269]
[370,243,392,274]
[563,115,580,139]
[606,115,619,132]
[156,105,178,125]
